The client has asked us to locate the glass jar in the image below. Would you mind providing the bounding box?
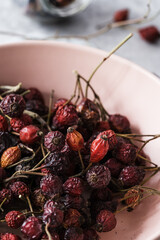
[40,0,92,17]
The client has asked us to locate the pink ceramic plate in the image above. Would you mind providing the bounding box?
[0,42,160,240]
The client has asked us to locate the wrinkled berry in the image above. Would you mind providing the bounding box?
[20,125,41,144]
[40,174,63,197]
[113,143,137,164]
[119,166,145,187]
[109,114,130,133]
[62,194,86,210]
[44,131,65,152]
[66,127,84,151]
[104,158,123,177]
[1,233,21,240]
[0,94,25,117]
[86,165,111,189]
[139,26,160,43]
[98,130,117,150]
[5,210,25,229]
[10,114,32,132]
[0,188,12,205]
[43,205,64,228]
[21,216,43,240]
[63,177,84,196]
[63,208,83,228]
[96,209,117,232]
[9,181,30,198]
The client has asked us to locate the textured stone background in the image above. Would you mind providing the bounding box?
[0,0,160,75]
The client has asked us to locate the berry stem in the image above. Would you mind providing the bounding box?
[137,134,160,156]
[26,196,34,217]
[137,154,157,167]
[41,142,46,158]
[47,90,54,125]
[20,89,31,96]
[32,151,50,169]
[0,198,6,212]
[78,150,85,170]
[85,33,133,97]
[141,169,159,185]
[0,82,22,96]
[45,223,52,240]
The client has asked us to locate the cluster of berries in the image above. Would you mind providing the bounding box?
[0,80,151,240]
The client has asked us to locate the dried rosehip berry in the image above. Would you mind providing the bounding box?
[43,205,64,228]
[52,105,78,130]
[1,233,21,240]
[32,189,46,208]
[5,210,25,229]
[0,115,8,132]
[139,26,160,43]
[1,146,21,168]
[40,174,63,197]
[9,181,30,198]
[21,216,43,240]
[83,228,99,240]
[76,98,100,130]
[0,167,7,182]
[45,152,73,177]
[20,125,42,144]
[0,188,12,205]
[63,208,83,228]
[86,165,111,189]
[64,227,84,240]
[114,9,129,22]
[41,232,60,240]
[91,200,118,219]
[96,209,117,232]
[104,158,123,177]
[91,187,112,201]
[98,130,117,150]
[53,98,73,113]
[63,177,84,196]
[109,114,130,133]
[24,87,44,104]
[124,188,143,209]
[44,131,65,152]
[10,114,32,133]
[26,100,48,116]
[95,121,110,132]
[113,143,137,164]
[66,127,84,151]
[119,166,145,188]
[0,94,26,117]
[62,194,86,210]
[90,133,109,163]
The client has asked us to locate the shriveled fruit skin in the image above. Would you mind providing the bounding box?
[0,115,8,132]
[5,210,25,229]
[21,217,43,240]
[1,146,21,168]
[96,210,117,232]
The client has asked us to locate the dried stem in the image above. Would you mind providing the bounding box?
[47,90,54,125]
[26,196,34,217]
[32,151,50,169]
[0,83,22,96]
[78,150,85,170]
[45,223,52,240]
[85,33,133,97]
[21,89,31,96]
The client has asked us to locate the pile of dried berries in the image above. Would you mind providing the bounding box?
[0,35,160,240]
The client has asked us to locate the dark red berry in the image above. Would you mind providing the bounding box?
[21,216,43,240]
[109,114,130,133]
[20,125,41,144]
[5,210,25,229]
[40,174,63,197]
[0,94,26,117]
[0,115,8,131]
[9,181,30,198]
[44,131,65,152]
[113,143,137,164]
[53,98,73,113]
[43,205,64,228]
[0,188,12,205]
[86,165,111,189]
[63,208,83,228]
[24,87,44,104]
[63,177,84,196]
[1,233,21,240]
[119,166,145,187]
[45,152,73,177]
[10,114,32,133]
[52,105,78,130]
[96,209,117,232]
[62,194,86,210]
[76,98,100,130]
[114,9,129,22]
[91,200,118,219]
[91,187,112,201]
[95,121,110,132]
[0,167,7,182]
[26,99,48,116]
[139,26,160,43]
[32,189,46,208]
[44,199,64,209]
[83,228,99,240]
[64,227,84,240]
[104,158,123,177]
